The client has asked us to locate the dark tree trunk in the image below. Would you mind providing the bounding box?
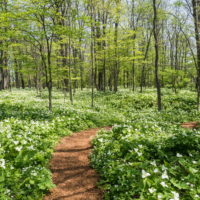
[21,73,25,89]
[114,21,119,93]
[153,0,162,111]
[192,0,200,110]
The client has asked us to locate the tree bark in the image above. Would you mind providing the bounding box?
[192,0,200,110]
[153,0,162,111]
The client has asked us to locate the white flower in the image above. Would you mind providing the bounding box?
[28,145,34,150]
[189,153,193,157]
[13,141,19,145]
[31,172,37,176]
[137,152,142,156]
[138,144,143,148]
[98,138,103,143]
[134,148,139,152]
[149,187,156,193]
[162,165,167,171]
[170,191,179,200]
[142,170,151,178]
[160,181,168,187]
[0,159,5,169]
[154,168,159,173]
[192,161,197,164]
[15,146,22,152]
[176,153,183,158]
[5,189,11,194]
[158,194,163,199]
[150,160,157,166]
[162,170,169,179]
[195,194,199,198]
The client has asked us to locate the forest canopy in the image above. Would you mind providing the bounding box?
[0,0,199,110]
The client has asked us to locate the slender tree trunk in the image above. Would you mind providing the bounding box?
[140,31,152,93]
[20,73,25,89]
[0,49,4,90]
[91,41,95,107]
[68,37,73,105]
[90,0,95,107]
[153,0,162,111]
[47,49,53,111]
[102,22,107,92]
[192,0,200,110]
[114,21,119,93]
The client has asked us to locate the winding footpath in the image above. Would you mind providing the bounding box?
[44,127,111,200]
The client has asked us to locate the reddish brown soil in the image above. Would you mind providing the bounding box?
[44,127,111,200]
[181,121,200,129]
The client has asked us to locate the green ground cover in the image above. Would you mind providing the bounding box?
[0,88,199,199]
[91,90,200,200]
[0,89,119,200]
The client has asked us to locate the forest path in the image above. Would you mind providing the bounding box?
[44,127,111,200]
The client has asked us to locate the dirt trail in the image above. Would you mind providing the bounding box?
[181,121,200,129]
[44,127,111,200]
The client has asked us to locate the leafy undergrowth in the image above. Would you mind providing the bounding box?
[0,88,199,199]
[0,89,121,200]
[91,90,200,200]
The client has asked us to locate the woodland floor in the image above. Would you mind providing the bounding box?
[44,127,111,200]
[43,122,197,200]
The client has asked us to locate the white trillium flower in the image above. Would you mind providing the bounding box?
[195,195,200,198]
[0,159,5,169]
[176,153,183,158]
[6,189,11,194]
[160,181,168,187]
[158,194,163,199]
[154,168,159,173]
[162,165,167,171]
[190,184,194,187]
[28,145,34,150]
[138,144,143,148]
[15,146,22,152]
[31,172,37,176]
[13,141,19,145]
[170,191,179,200]
[142,170,151,178]
[149,188,156,194]
[162,170,169,179]
[137,152,142,156]
[150,160,157,166]
[192,161,197,164]
[134,148,139,152]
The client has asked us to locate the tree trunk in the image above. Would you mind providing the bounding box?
[114,20,119,93]
[153,0,162,111]
[90,0,95,107]
[192,0,200,110]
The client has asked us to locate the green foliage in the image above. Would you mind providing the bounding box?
[91,90,200,200]
[0,89,122,199]
[1,89,200,199]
